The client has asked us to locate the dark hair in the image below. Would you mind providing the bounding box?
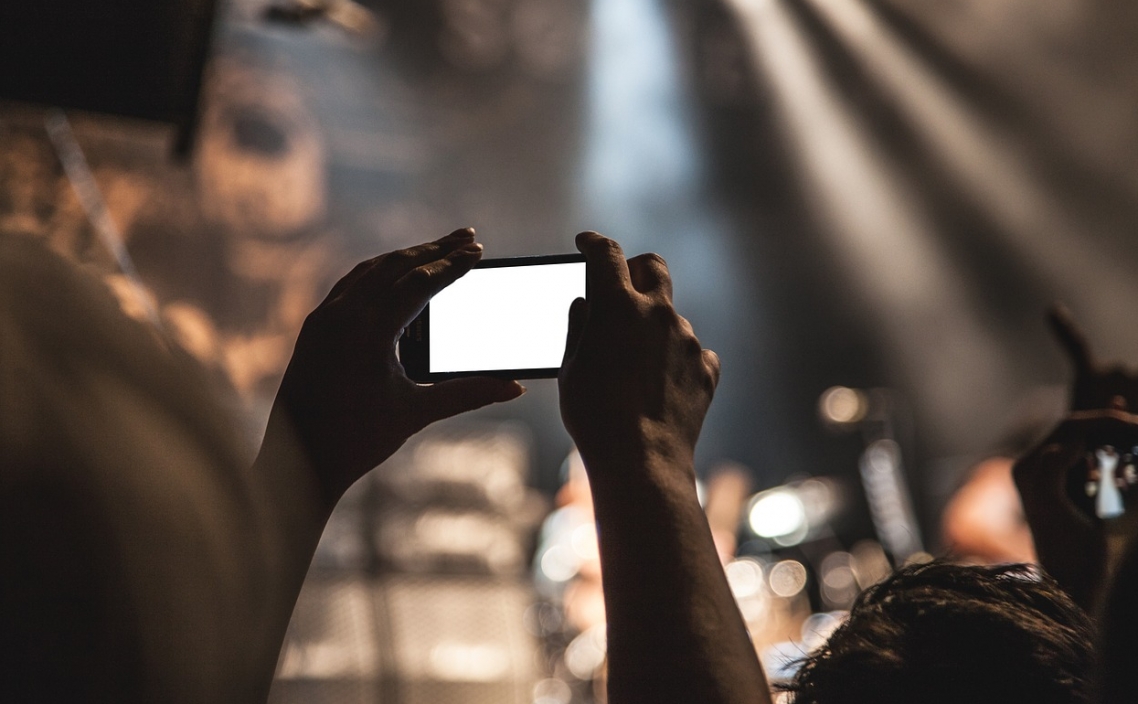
[782,561,1095,704]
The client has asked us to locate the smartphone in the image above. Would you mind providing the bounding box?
[399,253,586,381]
[1064,420,1138,519]
[1076,444,1138,520]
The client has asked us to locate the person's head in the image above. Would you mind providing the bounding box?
[782,560,1095,704]
[1,1,220,154]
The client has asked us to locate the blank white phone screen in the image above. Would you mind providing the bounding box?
[428,261,586,373]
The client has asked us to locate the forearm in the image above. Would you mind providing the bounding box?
[1098,527,1138,703]
[244,409,338,699]
[585,451,771,704]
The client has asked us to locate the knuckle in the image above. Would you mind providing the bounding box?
[676,313,695,335]
[595,235,623,256]
[703,355,718,377]
[302,305,337,335]
[645,299,676,326]
[345,259,373,279]
[701,368,718,394]
[683,334,704,358]
[386,249,416,266]
[381,248,423,273]
[402,267,435,290]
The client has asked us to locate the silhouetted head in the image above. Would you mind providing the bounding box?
[783,561,1094,704]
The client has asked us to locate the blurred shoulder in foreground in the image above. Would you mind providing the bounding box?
[0,231,281,703]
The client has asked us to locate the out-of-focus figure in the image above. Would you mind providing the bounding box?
[941,455,1036,564]
[941,392,1064,564]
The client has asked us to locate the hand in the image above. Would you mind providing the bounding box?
[1012,413,1138,610]
[557,234,769,704]
[267,228,525,508]
[558,232,721,479]
[1012,306,1138,610]
[1049,304,1138,412]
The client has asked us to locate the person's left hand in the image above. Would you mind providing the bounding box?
[1012,306,1138,611]
[266,228,525,508]
[1012,413,1138,611]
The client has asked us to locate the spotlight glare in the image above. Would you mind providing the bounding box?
[748,490,807,539]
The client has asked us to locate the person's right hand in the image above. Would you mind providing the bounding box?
[557,234,770,704]
[557,232,721,485]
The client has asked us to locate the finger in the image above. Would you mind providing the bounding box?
[1048,304,1094,374]
[386,243,484,327]
[412,376,526,427]
[435,226,477,250]
[627,252,673,300]
[322,257,381,305]
[576,231,631,297]
[380,227,476,278]
[1017,426,1088,498]
[703,349,722,390]
[1014,413,1138,496]
[1067,408,1138,425]
[677,313,695,338]
[562,297,588,365]
[359,228,477,292]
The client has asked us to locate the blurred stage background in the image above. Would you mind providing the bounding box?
[6,0,1138,700]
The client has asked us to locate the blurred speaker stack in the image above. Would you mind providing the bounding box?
[269,420,548,704]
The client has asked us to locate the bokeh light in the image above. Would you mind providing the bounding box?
[748,489,807,539]
[768,559,808,598]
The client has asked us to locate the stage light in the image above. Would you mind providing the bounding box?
[768,559,808,598]
[564,624,607,680]
[800,611,845,651]
[800,0,1138,331]
[851,539,891,589]
[729,0,1016,451]
[820,551,858,609]
[428,640,511,682]
[748,489,807,539]
[819,385,866,425]
[860,439,924,560]
[533,677,573,704]
[539,545,578,583]
[725,557,766,599]
[570,523,599,561]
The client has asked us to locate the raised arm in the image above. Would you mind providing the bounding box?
[247,228,524,696]
[0,229,524,703]
[558,232,770,704]
[1013,307,1138,613]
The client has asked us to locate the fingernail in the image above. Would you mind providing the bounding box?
[440,228,476,242]
[452,242,483,257]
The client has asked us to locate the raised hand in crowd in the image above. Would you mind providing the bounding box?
[247,230,528,697]
[1034,309,1138,702]
[558,232,770,704]
[258,227,524,512]
[1013,306,1138,612]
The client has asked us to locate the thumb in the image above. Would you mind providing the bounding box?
[412,376,526,427]
[562,297,588,366]
[1015,423,1086,502]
